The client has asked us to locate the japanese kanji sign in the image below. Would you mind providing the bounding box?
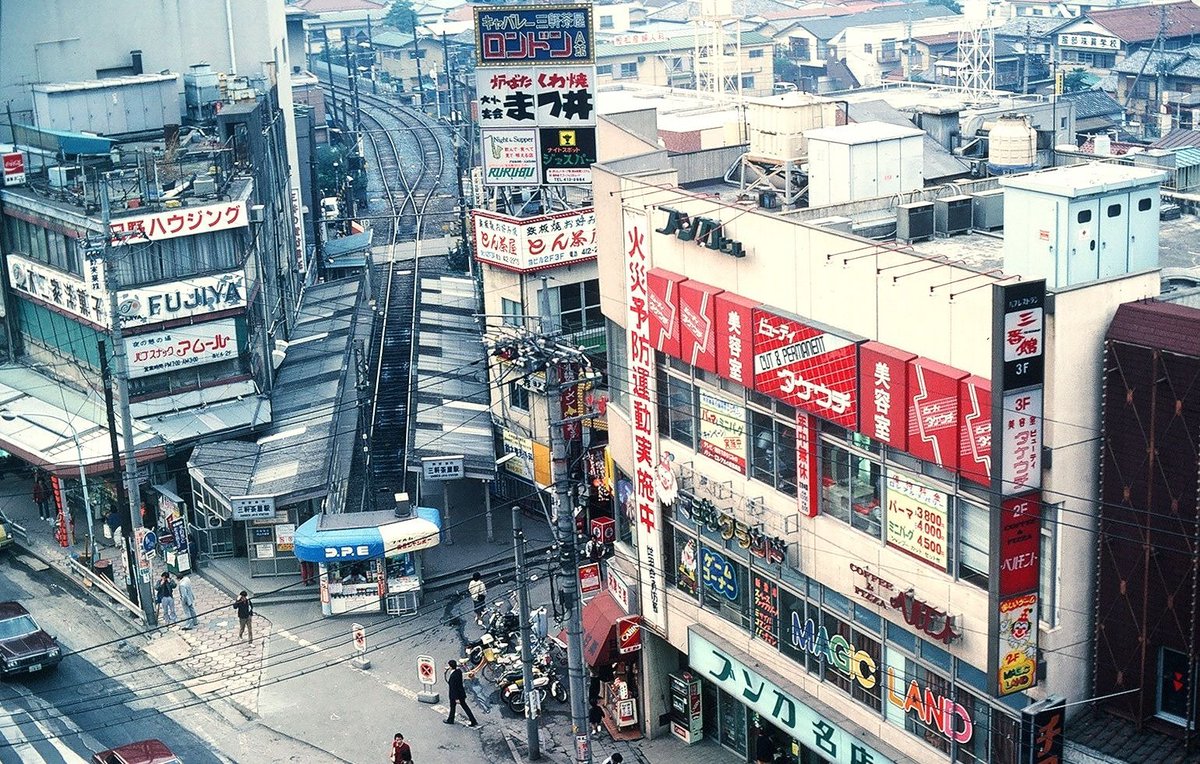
[126,317,240,378]
[884,471,949,571]
[109,201,248,246]
[1000,280,1045,390]
[624,209,665,632]
[476,67,596,128]
[472,207,597,272]
[541,127,597,185]
[751,307,860,428]
[475,5,595,66]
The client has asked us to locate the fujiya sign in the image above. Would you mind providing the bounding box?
[656,207,745,258]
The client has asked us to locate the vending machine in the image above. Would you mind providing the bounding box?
[668,671,704,744]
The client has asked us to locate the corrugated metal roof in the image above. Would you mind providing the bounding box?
[1176,147,1200,168]
[1154,127,1200,150]
[408,275,496,481]
[796,3,955,41]
[1107,300,1200,357]
[598,30,771,58]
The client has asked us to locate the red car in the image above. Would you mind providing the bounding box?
[91,739,181,764]
[0,601,62,676]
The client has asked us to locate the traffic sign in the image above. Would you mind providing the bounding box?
[418,654,436,686]
[352,623,366,654]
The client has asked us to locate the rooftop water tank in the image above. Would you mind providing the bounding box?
[987,113,1038,175]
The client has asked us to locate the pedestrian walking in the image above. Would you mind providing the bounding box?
[589,699,606,736]
[442,659,478,727]
[32,479,49,521]
[155,572,177,624]
[390,732,413,763]
[176,573,198,629]
[233,590,254,643]
[105,509,122,547]
[468,572,487,624]
[755,726,777,764]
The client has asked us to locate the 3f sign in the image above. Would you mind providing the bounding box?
[325,545,370,559]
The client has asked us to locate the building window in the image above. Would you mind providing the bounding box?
[741,75,755,89]
[881,38,897,60]
[658,372,696,448]
[1158,647,1192,726]
[749,408,797,497]
[620,62,638,78]
[699,543,751,630]
[501,297,523,327]
[509,381,530,411]
[551,279,602,335]
[607,319,628,408]
[1040,502,1058,627]
[600,14,614,29]
[113,228,243,286]
[749,49,764,59]
[3,218,83,276]
[1133,79,1151,99]
[957,498,989,588]
[597,64,613,76]
[790,38,811,60]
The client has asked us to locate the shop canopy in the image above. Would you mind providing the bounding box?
[293,508,442,563]
[579,592,626,668]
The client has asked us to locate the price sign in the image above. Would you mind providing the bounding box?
[751,573,779,647]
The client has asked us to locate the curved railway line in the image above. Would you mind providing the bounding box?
[323,78,460,507]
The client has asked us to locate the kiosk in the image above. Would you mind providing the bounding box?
[293,508,442,616]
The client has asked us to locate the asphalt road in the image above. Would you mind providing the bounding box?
[0,552,339,764]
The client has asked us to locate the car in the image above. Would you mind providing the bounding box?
[0,601,62,676]
[91,740,181,764]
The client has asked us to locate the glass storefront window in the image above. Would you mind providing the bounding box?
[779,587,819,676]
[849,453,882,537]
[659,372,696,448]
[820,442,851,522]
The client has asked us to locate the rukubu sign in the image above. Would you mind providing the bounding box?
[480,129,539,186]
[751,308,859,428]
[472,207,596,271]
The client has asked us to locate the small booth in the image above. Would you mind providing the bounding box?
[293,508,442,617]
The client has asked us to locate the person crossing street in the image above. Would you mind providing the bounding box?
[443,659,478,727]
[468,572,487,624]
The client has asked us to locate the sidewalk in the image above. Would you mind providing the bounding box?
[0,474,270,717]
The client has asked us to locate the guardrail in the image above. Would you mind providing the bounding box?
[7,520,29,545]
[63,557,146,623]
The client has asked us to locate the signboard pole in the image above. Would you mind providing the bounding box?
[351,623,371,669]
[417,654,440,703]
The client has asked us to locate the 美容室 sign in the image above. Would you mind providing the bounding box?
[125,318,240,378]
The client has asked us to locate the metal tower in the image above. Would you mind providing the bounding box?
[957,0,996,98]
[694,0,742,96]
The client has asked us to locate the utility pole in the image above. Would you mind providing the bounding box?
[366,15,379,94]
[1022,21,1031,95]
[411,16,426,112]
[98,175,157,627]
[98,340,138,603]
[513,506,541,760]
[441,17,456,122]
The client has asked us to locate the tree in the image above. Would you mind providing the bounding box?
[1063,67,1089,93]
[384,0,417,31]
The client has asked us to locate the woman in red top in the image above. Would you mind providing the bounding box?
[391,732,413,763]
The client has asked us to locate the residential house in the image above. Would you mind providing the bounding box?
[1054,2,1200,74]
[928,38,1026,92]
[295,0,388,50]
[374,28,472,114]
[1114,46,1200,137]
[839,13,972,87]
[1058,89,1124,136]
[595,29,776,96]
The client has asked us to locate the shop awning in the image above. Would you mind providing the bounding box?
[580,592,625,668]
[293,507,443,563]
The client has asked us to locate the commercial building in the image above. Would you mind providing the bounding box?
[590,107,1169,762]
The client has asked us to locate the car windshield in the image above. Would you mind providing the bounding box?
[0,615,39,640]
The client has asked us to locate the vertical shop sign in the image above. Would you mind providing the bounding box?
[907,358,966,470]
[698,389,747,473]
[751,308,860,428]
[795,410,818,518]
[647,268,685,356]
[678,280,722,373]
[624,209,665,631]
[989,279,1046,697]
[714,292,757,387]
[751,573,779,647]
[858,342,913,450]
[1020,695,1066,764]
[958,375,992,486]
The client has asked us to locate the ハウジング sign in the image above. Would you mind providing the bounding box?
[474,5,594,66]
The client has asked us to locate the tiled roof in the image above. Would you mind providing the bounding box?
[1058,89,1124,119]
[292,0,386,11]
[1154,127,1200,149]
[648,0,800,23]
[1083,1,1200,44]
[1108,299,1200,357]
[994,16,1071,38]
[795,2,956,41]
[1114,45,1200,77]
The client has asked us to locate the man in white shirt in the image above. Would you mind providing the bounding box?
[468,572,487,624]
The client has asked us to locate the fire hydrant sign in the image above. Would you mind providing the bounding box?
[352,623,366,654]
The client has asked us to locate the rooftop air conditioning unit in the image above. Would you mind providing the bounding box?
[971,188,1004,231]
[934,195,973,236]
[896,202,934,244]
[48,166,81,189]
[758,190,779,210]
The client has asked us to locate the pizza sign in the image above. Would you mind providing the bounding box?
[751,308,859,428]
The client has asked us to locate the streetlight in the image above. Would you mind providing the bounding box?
[0,409,95,562]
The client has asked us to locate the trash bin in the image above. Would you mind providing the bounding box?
[92,558,114,584]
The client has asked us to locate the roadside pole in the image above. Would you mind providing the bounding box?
[513,506,541,760]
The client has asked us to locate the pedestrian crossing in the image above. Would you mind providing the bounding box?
[0,701,93,763]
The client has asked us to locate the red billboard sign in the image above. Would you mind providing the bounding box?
[579,563,602,596]
[678,280,722,373]
[959,375,992,487]
[859,342,914,450]
[907,359,967,470]
[616,615,643,654]
[714,291,757,388]
[2,152,26,186]
[999,493,1041,597]
[796,410,818,517]
[751,308,858,428]
[647,268,685,356]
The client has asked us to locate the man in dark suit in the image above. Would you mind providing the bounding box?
[443,659,479,726]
